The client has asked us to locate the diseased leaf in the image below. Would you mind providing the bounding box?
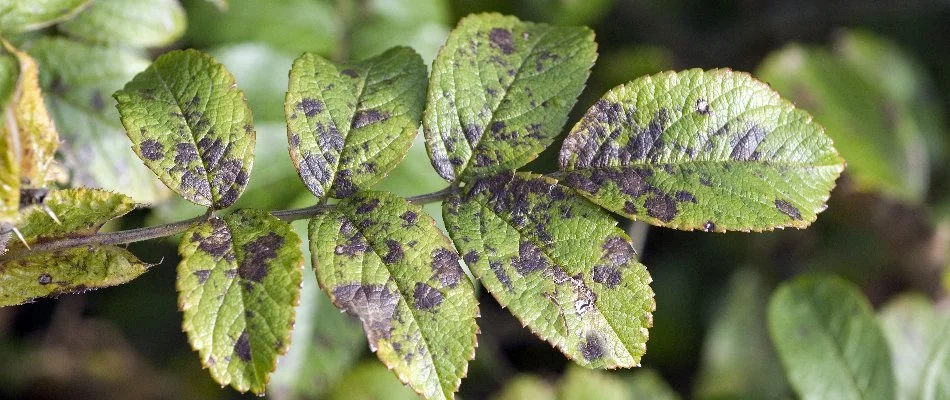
[0,246,150,307]
[310,191,478,400]
[28,37,171,204]
[58,0,186,47]
[423,13,596,182]
[559,69,844,232]
[0,0,91,34]
[879,294,950,400]
[285,47,427,199]
[444,172,654,368]
[115,49,256,208]
[13,188,135,247]
[768,275,895,400]
[177,208,303,394]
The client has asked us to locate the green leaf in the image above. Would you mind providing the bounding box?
[177,208,303,394]
[205,0,228,11]
[493,375,556,400]
[559,69,844,232]
[0,52,19,224]
[58,0,186,47]
[768,275,895,400]
[879,294,950,400]
[558,367,629,400]
[423,13,596,182]
[285,47,427,199]
[444,172,654,368]
[310,191,478,400]
[14,188,135,247]
[115,49,256,209]
[326,361,420,400]
[0,0,91,34]
[348,0,451,63]
[628,369,681,400]
[0,246,150,307]
[211,43,296,123]
[27,37,171,204]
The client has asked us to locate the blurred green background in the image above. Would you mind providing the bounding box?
[2,0,950,398]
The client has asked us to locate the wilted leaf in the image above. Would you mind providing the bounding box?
[115,49,256,208]
[493,375,556,400]
[326,361,419,400]
[14,188,135,247]
[444,172,654,368]
[559,69,844,232]
[0,246,150,307]
[423,13,596,182]
[0,0,90,34]
[310,191,478,400]
[58,0,186,47]
[285,47,426,199]
[768,275,895,400]
[177,208,303,394]
[879,294,950,400]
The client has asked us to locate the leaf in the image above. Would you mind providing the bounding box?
[284,47,427,199]
[768,275,895,400]
[0,52,19,224]
[326,361,420,400]
[13,188,135,247]
[444,172,654,368]
[423,13,596,182]
[559,69,844,232]
[58,0,186,47]
[205,0,228,11]
[0,246,150,307]
[493,375,556,400]
[348,0,451,63]
[177,208,303,394]
[114,49,256,209]
[27,37,171,204]
[557,367,629,400]
[211,43,296,123]
[310,191,478,400]
[879,294,950,400]
[0,0,91,34]
[628,369,681,400]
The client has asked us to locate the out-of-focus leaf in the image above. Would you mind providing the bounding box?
[879,294,950,400]
[0,246,150,307]
[768,275,895,400]
[115,49,256,208]
[58,0,186,47]
[757,45,926,202]
[205,0,227,11]
[492,375,555,400]
[27,37,170,204]
[14,188,135,246]
[0,52,19,224]
[349,0,450,63]
[695,268,790,400]
[0,0,91,34]
[211,43,296,122]
[285,47,426,199]
[517,0,614,26]
[423,13,596,182]
[177,209,303,394]
[310,191,478,400]
[444,172,654,368]
[558,367,627,400]
[326,361,419,400]
[560,69,844,232]
[233,122,309,210]
[628,369,681,400]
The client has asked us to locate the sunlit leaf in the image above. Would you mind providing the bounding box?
[178,208,303,394]
[444,172,654,368]
[0,246,150,307]
[423,13,596,181]
[12,188,134,248]
[879,294,950,400]
[0,0,90,34]
[115,49,256,208]
[559,69,844,232]
[58,0,186,47]
[285,47,426,199]
[768,275,895,400]
[310,191,478,400]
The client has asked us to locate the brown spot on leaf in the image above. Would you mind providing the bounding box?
[430,248,462,287]
[239,233,284,282]
[38,273,52,285]
[234,330,252,362]
[140,139,164,160]
[333,284,398,351]
[775,199,802,220]
[489,28,515,54]
[413,282,444,310]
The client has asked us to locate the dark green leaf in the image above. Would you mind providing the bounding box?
[58,0,186,47]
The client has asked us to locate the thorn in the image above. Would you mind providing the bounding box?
[12,228,29,250]
[42,204,61,224]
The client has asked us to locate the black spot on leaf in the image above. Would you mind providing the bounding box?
[730,125,767,161]
[703,221,716,232]
[352,109,390,129]
[645,192,678,223]
[463,251,480,264]
[490,261,513,290]
[413,282,444,310]
[430,248,462,287]
[332,284,399,351]
[775,199,803,220]
[592,266,621,288]
[195,218,234,261]
[140,139,164,160]
[489,28,515,54]
[234,330,252,362]
[580,333,605,361]
[512,241,547,275]
[38,273,52,285]
[297,98,324,117]
[601,237,635,266]
[355,198,380,214]
[400,210,417,227]
[175,143,198,163]
[239,233,284,282]
[193,270,211,284]
[675,191,697,203]
[341,68,359,78]
[382,240,404,264]
[695,98,711,115]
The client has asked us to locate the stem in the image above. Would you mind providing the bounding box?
[0,186,456,263]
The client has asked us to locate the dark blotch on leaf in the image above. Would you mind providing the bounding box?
[382,240,404,264]
[38,273,52,285]
[490,261,513,290]
[175,143,198,163]
[730,125,767,161]
[234,330,252,362]
[489,28,515,55]
[695,98,711,115]
[601,237,635,266]
[775,199,803,220]
[297,98,324,117]
[239,233,284,282]
[412,282,444,310]
[193,270,211,284]
[140,139,164,161]
[592,266,621,288]
[675,191,697,203]
[512,241,547,275]
[341,68,359,78]
[430,248,462,287]
[703,221,716,232]
[580,333,605,361]
[463,251,480,265]
[645,192,678,223]
[400,210,417,227]
[352,109,390,129]
[195,218,233,260]
[332,284,399,351]
[355,198,380,214]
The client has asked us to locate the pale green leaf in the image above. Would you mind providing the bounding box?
[444,172,654,368]
[310,191,478,400]
[285,47,426,199]
[14,188,135,247]
[0,52,19,224]
[349,0,451,63]
[558,367,628,400]
[559,69,844,232]
[0,246,150,306]
[177,208,303,394]
[423,13,596,182]
[768,275,895,400]
[879,294,950,400]
[211,43,296,123]
[115,49,256,208]
[58,0,186,47]
[628,369,681,400]
[0,0,90,34]
[492,375,555,400]
[327,361,419,400]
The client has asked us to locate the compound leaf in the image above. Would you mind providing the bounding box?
[879,294,950,400]
[178,208,303,394]
[14,188,135,247]
[768,276,895,400]
[115,49,256,209]
[0,246,150,307]
[559,69,844,232]
[310,191,478,400]
[0,0,90,34]
[444,172,654,368]
[423,13,596,182]
[285,47,426,199]
[58,0,186,48]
